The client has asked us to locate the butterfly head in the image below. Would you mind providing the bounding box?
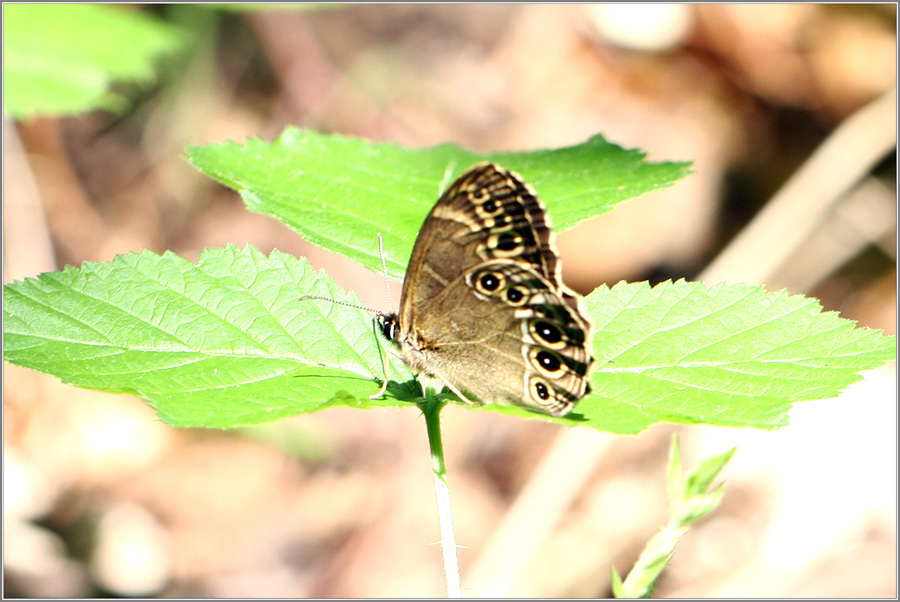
[377,313,400,342]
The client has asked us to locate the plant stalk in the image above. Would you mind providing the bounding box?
[420,386,462,597]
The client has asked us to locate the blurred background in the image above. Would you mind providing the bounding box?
[4,4,896,597]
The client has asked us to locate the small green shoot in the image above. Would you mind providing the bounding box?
[612,434,735,598]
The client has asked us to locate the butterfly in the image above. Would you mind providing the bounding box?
[375,162,594,417]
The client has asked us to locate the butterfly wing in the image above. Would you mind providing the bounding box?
[394,163,594,416]
[401,163,573,318]
[413,257,593,415]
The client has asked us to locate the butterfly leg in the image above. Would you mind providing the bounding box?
[369,379,389,400]
[423,371,482,407]
[369,316,401,400]
[369,345,400,400]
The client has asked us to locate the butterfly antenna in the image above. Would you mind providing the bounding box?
[367,232,398,400]
[298,295,381,314]
[377,233,394,315]
[299,232,396,318]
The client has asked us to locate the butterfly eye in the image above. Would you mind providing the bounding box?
[528,347,570,379]
[378,314,400,341]
[480,273,500,291]
[471,269,507,296]
[535,350,562,373]
[530,320,564,347]
[505,285,529,306]
[495,232,522,252]
[470,188,490,203]
[526,375,574,416]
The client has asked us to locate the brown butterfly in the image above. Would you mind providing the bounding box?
[376,162,594,416]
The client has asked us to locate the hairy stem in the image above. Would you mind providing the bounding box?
[421,389,461,597]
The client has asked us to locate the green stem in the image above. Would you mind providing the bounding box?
[420,386,462,597]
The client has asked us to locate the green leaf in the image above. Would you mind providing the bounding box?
[3,245,409,428]
[581,280,896,432]
[4,246,894,432]
[4,4,184,119]
[666,434,734,524]
[666,433,685,504]
[683,449,735,500]
[185,128,691,280]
